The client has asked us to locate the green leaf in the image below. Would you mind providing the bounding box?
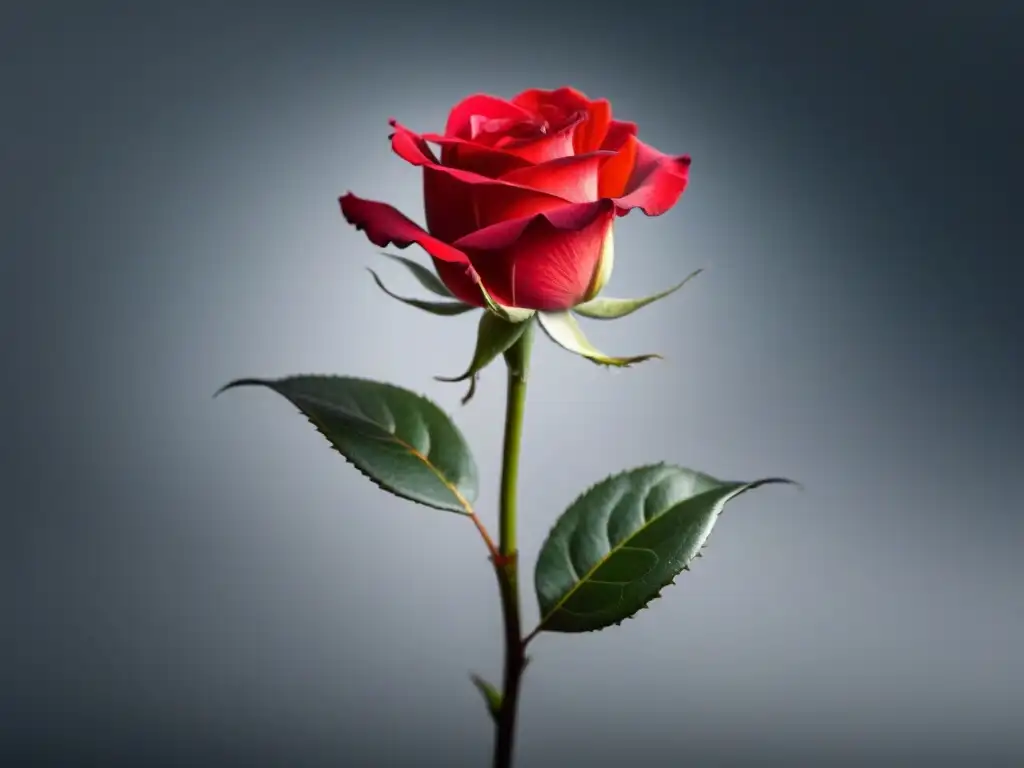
[216,376,479,514]
[470,674,502,720]
[533,465,794,633]
[367,268,473,316]
[537,311,660,367]
[380,252,454,298]
[574,268,703,320]
[436,312,529,388]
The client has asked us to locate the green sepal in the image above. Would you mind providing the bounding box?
[574,268,703,320]
[470,674,502,720]
[533,464,795,633]
[379,252,454,298]
[537,310,660,367]
[436,313,530,404]
[367,268,473,316]
[216,375,479,514]
[473,277,535,324]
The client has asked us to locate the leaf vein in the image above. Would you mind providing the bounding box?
[294,391,467,514]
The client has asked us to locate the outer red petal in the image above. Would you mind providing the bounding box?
[421,133,533,178]
[601,120,638,150]
[453,200,615,311]
[598,134,638,199]
[339,193,468,265]
[389,119,439,166]
[431,259,488,306]
[422,165,569,243]
[574,98,611,155]
[444,94,533,139]
[385,124,564,241]
[421,154,611,243]
[499,151,613,204]
[339,193,485,306]
[386,122,609,241]
[612,140,691,217]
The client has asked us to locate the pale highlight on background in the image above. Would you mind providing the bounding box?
[4,1,1023,766]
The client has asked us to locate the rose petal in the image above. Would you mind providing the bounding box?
[511,87,589,135]
[453,200,616,311]
[339,193,468,265]
[598,134,638,199]
[385,123,606,241]
[444,94,533,140]
[512,86,592,113]
[512,88,612,154]
[612,140,692,217]
[574,98,612,155]
[431,259,488,306]
[422,165,570,242]
[597,122,689,215]
[499,151,614,204]
[388,119,439,165]
[421,133,534,178]
[492,111,584,164]
[597,121,640,197]
[340,193,486,305]
[601,120,638,151]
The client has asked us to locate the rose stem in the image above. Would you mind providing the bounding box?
[492,318,535,768]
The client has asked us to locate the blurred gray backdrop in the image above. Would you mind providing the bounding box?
[4,1,1022,765]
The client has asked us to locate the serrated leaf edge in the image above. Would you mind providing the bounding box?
[531,464,795,635]
[216,375,477,515]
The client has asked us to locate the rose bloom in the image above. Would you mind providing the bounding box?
[340,87,690,312]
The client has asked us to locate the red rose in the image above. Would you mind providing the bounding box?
[340,87,691,312]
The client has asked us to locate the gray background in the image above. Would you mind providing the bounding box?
[4,1,1022,765]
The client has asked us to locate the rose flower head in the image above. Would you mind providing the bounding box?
[340,87,691,314]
